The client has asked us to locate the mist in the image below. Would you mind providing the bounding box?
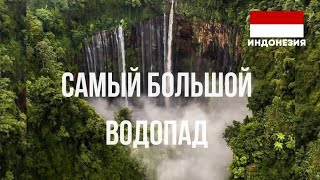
[89,96,250,180]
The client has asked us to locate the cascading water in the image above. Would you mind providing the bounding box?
[135,16,167,102]
[82,9,246,180]
[117,25,128,107]
[163,13,167,71]
[165,0,174,106]
[82,25,128,106]
[82,13,241,106]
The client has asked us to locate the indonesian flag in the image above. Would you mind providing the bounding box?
[250,11,304,38]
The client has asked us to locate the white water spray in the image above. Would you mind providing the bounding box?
[117,25,128,107]
[165,0,174,106]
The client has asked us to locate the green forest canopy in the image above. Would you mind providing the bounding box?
[0,0,320,179]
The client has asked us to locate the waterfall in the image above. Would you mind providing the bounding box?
[163,13,167,68]
[82,25,128,106]
[140,23,146,93]
[165,0,174,106]
[117,25,128,107]
[167,0,174,72]
[81,13,241,106]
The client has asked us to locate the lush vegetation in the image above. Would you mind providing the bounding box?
[1,0,161,178]
[179,0,320,179]
[1,0,319,179]
[222,0,320,179]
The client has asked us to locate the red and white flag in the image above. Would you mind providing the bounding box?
[250,11,304,38]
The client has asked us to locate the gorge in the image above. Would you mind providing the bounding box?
[81,10,242,106]
[80,3,249,180]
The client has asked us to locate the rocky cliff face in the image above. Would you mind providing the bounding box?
[80,15,242,100]
[130,15,167,94]
[191,21,241,73]
[173,17,241,80]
